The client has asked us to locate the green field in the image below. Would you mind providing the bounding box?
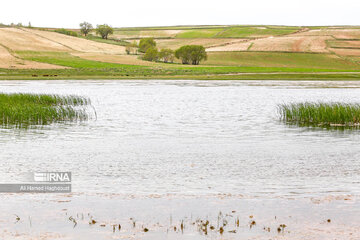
[215,26,300,38]
[113,25,301,39]
[0,50,357,80]
[175,28,224,38]
[18,51,143,69]
[17,51,360,73]
[204,52,360,70]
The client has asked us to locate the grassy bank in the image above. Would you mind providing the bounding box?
[278,102,360,126]
[0,43,357,80]
[1,70,360,80]
[0,93,91,128]
[7,51,360,80]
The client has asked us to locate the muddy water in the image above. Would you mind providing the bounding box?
[0,80,360,239]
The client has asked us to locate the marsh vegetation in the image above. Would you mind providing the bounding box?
[279,102,360,127]
[0,93,91,128]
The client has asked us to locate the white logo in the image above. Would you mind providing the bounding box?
[33,172,71,182]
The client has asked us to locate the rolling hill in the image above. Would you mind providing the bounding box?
[1,25,360,79]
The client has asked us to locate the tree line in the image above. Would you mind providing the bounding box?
[79,22,113,39]
[79,22,207,65]
[138,38,207,65]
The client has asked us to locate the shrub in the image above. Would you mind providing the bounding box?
[159,49,175,63]
[143,47,159,62]
[139,38,156,53]
[175,45,207,65]
[126,41,139,55]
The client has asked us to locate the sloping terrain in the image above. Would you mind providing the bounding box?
[1,25,360,73]
[294,28,360,39]
[206,40,252,52]
[22,28,126,54]
[0,44,66,69]
[156,38,243,50]
[0,28,67,51]
[71,52,156,66]
[0,27,127,69]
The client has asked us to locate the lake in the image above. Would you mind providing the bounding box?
[0,80,359,239]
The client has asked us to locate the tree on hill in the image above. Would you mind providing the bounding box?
[96,24,113,39]
[143,47,159,61]
[159,49,175,63]
[80,22,93,36]
[175,45,207,65]
[139,38,156,53]
[126,41,139,55]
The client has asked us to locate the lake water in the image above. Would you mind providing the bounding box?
[0,80,360,239]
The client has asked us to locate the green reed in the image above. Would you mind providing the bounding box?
[0,93,91,128]
[278,102,360,126]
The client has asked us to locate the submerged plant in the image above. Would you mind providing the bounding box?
[0,93,92,128]
[278,102,360,127]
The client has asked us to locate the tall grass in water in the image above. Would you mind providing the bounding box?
[0,93,91,128]
[278,102,360,127]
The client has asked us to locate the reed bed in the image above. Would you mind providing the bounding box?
[0,93,91,128]
[278,102,360,127]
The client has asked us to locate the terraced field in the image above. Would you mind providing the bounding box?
[215,26,300,38]
[114,25,302,39]
[1,25,360,80]
[203,52,360,70]
[156,38,242,50]
[0,28,67,51]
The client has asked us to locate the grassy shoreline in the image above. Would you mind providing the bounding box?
[5,50,360,80]
[1,72,360,80]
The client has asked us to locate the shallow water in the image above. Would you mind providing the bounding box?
[1,80,360,197]
[0,80,360,239]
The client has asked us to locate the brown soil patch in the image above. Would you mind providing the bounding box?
[294,29,360,39]
[329,40,360,48]
[0,44,66,69]
[156,38,242,50]
[330,48,360,56]
[206,40,252,52]
[206,35,330,53]
[0,28,68,51]
[250,36,330,53]
[23,28,126,54]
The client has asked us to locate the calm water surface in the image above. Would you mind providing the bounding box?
[1,80,360,198]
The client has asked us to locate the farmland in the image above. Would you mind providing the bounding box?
[1,25,360,79]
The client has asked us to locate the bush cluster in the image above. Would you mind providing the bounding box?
[175,45,207,65]
[143,48,175,63]
[140,39,207,65]
[54,28,78,37]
